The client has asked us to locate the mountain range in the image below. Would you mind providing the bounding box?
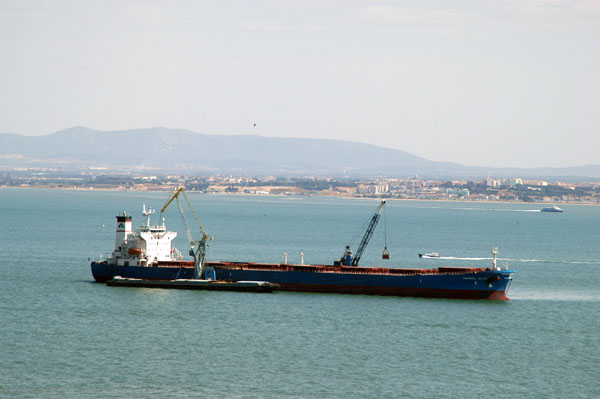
[1,126,599,179]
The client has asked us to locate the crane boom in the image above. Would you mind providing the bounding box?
[337,201,386,266]
[352,200,385,266]
[161,187,184,213]
[161,187,212,279]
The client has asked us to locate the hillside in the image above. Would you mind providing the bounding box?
[1,126,599,179]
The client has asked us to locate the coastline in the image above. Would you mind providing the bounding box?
[2,185,598,206]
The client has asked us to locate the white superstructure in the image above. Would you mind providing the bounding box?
[110,205,179,266]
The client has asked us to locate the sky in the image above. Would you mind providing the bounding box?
[1,0,599,168]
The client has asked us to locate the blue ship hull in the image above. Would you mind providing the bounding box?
[92,261,514,300]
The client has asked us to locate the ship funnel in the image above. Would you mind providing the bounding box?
[115,212,133,251]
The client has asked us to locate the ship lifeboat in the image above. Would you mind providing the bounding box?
[128,248,143,256]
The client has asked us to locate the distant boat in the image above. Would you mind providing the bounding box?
[419,252,440,258]
[541,206,563,213]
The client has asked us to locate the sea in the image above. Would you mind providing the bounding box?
[1,188,598,398]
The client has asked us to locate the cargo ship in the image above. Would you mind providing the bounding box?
[91,189,514,300]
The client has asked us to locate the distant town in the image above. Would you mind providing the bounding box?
[3,168,600,204]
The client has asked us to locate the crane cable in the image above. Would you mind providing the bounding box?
[382,203,390,259]
[175,195,193,247]
[384,204,387,248]
[181,189,212,242]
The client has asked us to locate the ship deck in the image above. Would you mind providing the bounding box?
[209,261,489,276]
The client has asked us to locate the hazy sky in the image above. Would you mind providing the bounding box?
[1,0,599,168]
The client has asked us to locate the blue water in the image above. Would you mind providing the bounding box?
[1,188,598,398]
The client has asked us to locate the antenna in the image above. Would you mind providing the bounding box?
[142,204,155,216]
[142,204,155,227]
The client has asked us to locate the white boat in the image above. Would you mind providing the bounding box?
[541,205,563,213]
[419,252,440,258]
